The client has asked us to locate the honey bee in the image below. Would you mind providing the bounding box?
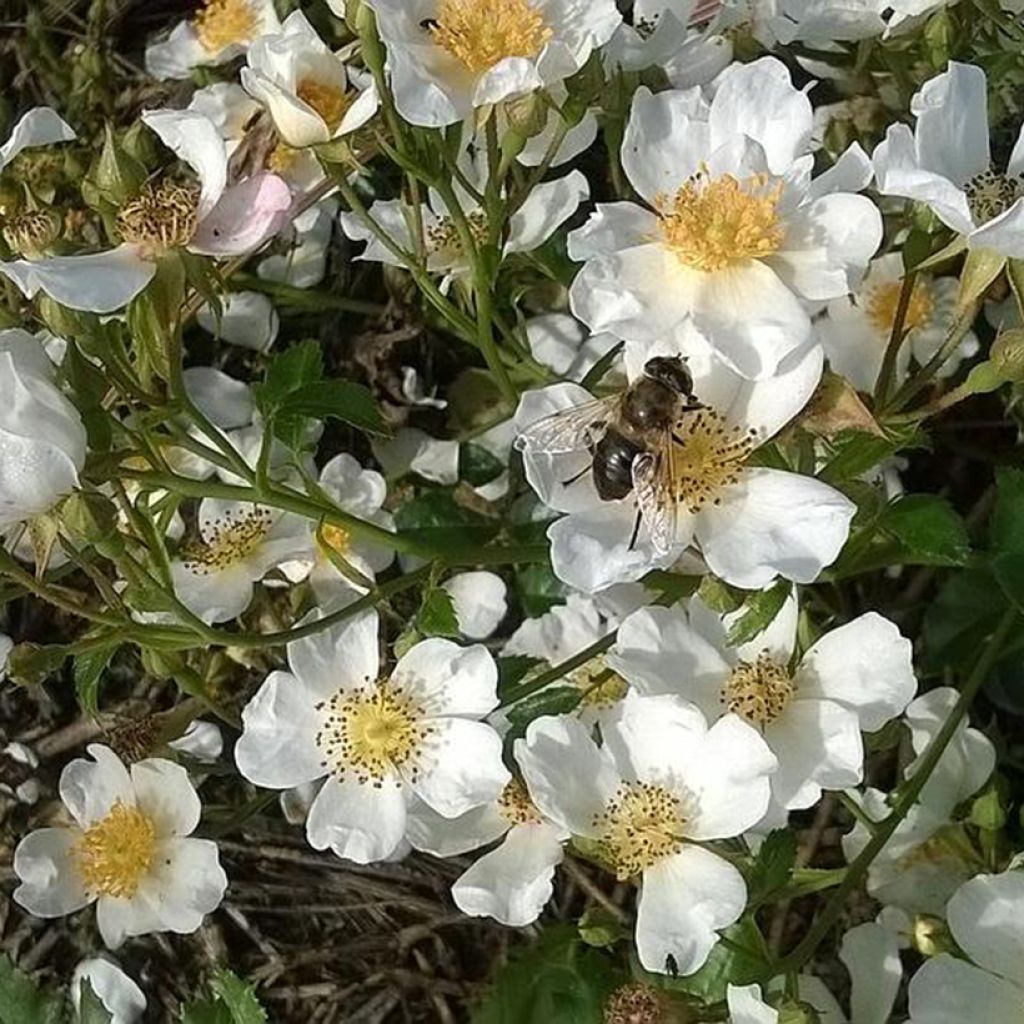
[514,357,703,553]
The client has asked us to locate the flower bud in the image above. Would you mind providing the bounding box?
[0,329,87,530]
[504,93,548,139]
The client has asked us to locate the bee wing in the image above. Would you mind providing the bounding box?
[632,437,678,555]
[514,395,620,454]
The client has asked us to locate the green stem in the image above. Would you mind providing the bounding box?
[873,270,917,406]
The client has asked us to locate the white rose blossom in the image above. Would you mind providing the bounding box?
[443,571,509,639]
[71,958,147,1024]
[196,291,280,353]
[516,339,856,593]
[517,693,776,974]
[568,57,882,380]
[13,745,227,949]
[873,62,1024,260]
[352,0,621,128]
[235,609,510,863]
[908,871,1024,1024]
[608,594,916,815]
[0,329,87,531]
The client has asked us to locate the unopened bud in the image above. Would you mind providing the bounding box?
[87,123,149,209]
[991,328,1024,382]
[504,92,548,139]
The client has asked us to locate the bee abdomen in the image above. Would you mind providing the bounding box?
[593,430,642,501]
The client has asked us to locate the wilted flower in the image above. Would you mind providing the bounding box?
[13,745,227,948]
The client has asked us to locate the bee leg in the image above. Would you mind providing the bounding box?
[628,508,642,550]
[561,463,592,487]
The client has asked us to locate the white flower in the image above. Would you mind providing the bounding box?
[72,958,147,1024]
[406,780,566,926]
[196,291,280,352]
[516,340,856,593]
[0,106,75,171]
[235,609,510,863]
[12,745,227,949]
[303,453,397,603]
[355,0,621,128]
[259,198,338,287]
[873,62,1024,260]
[145,0,280,80]
[340,165,589,288]
[506,85,600,168]
[0,329,87,530]
[525,313,622,381]
[753,0,887,46]
[443,571,508,639]
[908,871,1024,1024]
[818,253,979,392]
[169,721,225,765]
[0,632,12,680]
[609,594,916,813]
[0,109,291,313]
[517,694,776,973]
[187,82,262,155]
[241,11,379,148]
[373,427,461,484]
[170,499,311,624]
[568,57,881,380]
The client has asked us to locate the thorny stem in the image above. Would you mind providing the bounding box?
[776,605,1019,973]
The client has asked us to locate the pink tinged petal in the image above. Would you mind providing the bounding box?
[688,261,812,380]
[409,718,510,817]
[287,608,380,697]
[306,774,408,863]
[13,828,92,918]
[606,605,731,718]
[515,715,620,836]
[0,107,76,170]
[840,921,902,1024]
[946,871,1024,988]
[60,744,134,827]
[141,109,228,216]
[566,202,661,262]
[766,699,863,811]
[190,174,292,256]
[908,956,1023,1024]
[0,247,154,313]
[452,822,564,927]
[635,846,746,975]
[130,758,201,837]
[795,612,916,732]
[392,638,499,717]
[695,468,856,590]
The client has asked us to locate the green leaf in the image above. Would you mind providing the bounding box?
[416,587,460,638]
[73,643,117,715]
[277,380,388,436]
[727,581,791,647]
[880,495,970,567]
[497,654,542,690]
[991,467,1024,555]
[746,829,798,905]
[460,443,505,487]
[255,339,323,413]
[181,999,231,1024]
[505,686,582,737]
[578,907,626,949]
[208,969,268,1024]
[516,563,569,617]
[394,489,499,551]
[472,926,618,1024]
[818,425,926,485]
[63,342,112,452]
[78,980,114,1024]
[0,955,65,1024]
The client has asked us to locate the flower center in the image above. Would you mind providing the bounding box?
[319,523,352,558]
[2,209,62,258]
[296,78,352,132]
[266,142,299,174]
[315,682,433,784]
[426,210,489,261]
[567,655,629,709]
[594,781,691,879]
[498,779,543,825]
[965,169,1023,224]
[670,407,756,514]
[431,0,553,72]
[192,0,257,54]
[74,800,157,899]
[181,506,274,575]
[657,170,784,272]
[721,651,794,728]
[865,278,934,337]
[117,180,200,258]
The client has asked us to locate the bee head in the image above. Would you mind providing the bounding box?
[643,356,693,398]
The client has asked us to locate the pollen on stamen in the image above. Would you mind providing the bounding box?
[192,0,258,54]
[721,650,794,728]
[296,78,352,132]
[425,210,489,261]
[657,168,784,272]
[497,779,543,825]
[431,0,553,73]
[117,179,200,258]
[670,407,756,514]
[74,800,157,899]
[180,507,274,576]
[964,168,1023,224]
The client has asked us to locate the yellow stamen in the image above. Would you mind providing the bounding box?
[431,0,553,73]
[721,651,794,728]
[865,278,933,337]
[75,800,157,899]
[181,507,273,575]
[670,407,756,514]
[498,779,543,825]
[594,781,691,879]
[192,0,257,54]
[266,141,300,174]
[117,180,200,258]
[315,682,433,785]
[658,170,784,272]
[296,79,352,132]
[319,523,352,558]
